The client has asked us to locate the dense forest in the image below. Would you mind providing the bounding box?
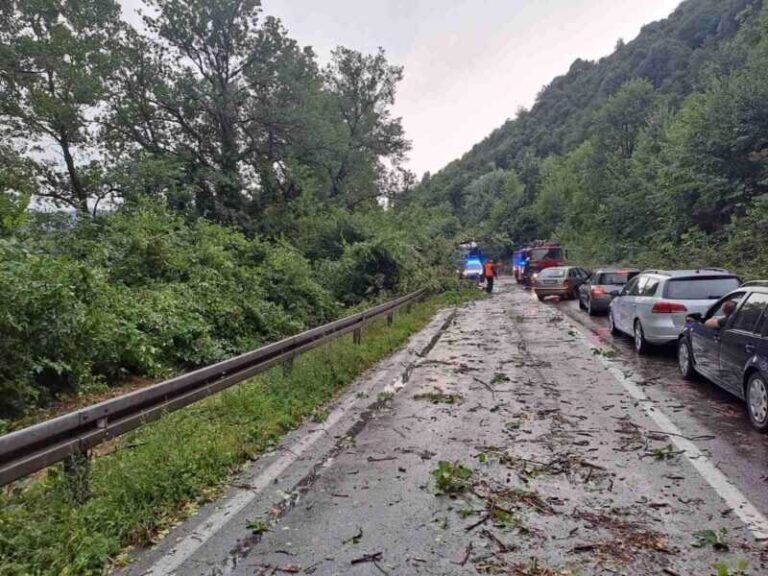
[0,0,458,418]
[411,0,768,276]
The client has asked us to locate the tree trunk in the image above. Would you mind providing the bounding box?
[215,84,244,225]
[59,132,89,214]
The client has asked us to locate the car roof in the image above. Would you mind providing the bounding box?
[741,280,768,288]
[639,268,738,278]
[594,268,640,274]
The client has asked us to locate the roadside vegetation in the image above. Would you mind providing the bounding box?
[0,0,460,421]
[412,0,768,278]
[0,201,456,422]
[0,288,476,576]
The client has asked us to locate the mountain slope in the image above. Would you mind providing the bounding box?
[408,0,768,277]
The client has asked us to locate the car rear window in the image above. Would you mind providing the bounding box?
[540,268,565,278]
[597,272,630,285]
[664,277,741,300]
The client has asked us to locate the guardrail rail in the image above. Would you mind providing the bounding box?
[0,289,426,489]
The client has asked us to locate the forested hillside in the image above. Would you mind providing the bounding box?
[411,0,768,274]
[0,0,458,418]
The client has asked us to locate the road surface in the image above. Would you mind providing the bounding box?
[123,279,768,575]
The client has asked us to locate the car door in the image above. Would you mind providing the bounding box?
[567,268,578,295]
[580,273,593,304]
[692,293,745,383]
[577,268,589,291]
[568,268,579,294]
[615,276,641,333]
[635,276,660,326]
[719,293,768,397]
[626,276,647,330]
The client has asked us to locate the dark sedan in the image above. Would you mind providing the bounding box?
[678,282,768,431]
[578,268,639,316]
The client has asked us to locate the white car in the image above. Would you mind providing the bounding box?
[608,269,741,354]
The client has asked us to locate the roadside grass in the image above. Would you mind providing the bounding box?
[0,288,476,576]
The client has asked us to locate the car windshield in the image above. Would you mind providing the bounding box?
[465,262,482,272]
[597,272,631,285]
[540,268,565,278]
[529,247,563,262]
[665,277,741,300]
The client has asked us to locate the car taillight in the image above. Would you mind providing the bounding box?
[591,287,606,297]
[562,280,570,288]
[651,301,688,314]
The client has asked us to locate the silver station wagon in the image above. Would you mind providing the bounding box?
[609,269,741,354]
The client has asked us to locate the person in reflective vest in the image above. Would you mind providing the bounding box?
[483,260,497,294]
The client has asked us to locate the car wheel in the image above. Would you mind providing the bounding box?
[536,293,545,302]
[678,338,696,380]
[746,373,768,433]
[579,295,586,310]
[633,321,649,355]
[608,311,620,336]
[587,298,597,316]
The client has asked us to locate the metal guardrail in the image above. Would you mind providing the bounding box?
[0,289,426,488]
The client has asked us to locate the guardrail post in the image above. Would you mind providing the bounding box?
[353,327,362,345]
[63,449,90,504]
[405,302,412,314]
[387,312,394,326]
[283,356,294,375]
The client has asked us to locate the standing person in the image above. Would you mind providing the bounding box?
[483,260,497,294]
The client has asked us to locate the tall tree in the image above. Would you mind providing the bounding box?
[0,0,125,214]
[117,0,323,227]
[593,79,657,161]
[323,47,410,209]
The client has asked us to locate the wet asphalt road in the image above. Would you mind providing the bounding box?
[547,291,768,520]
[125,279,768,575]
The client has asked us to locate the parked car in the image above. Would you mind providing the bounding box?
[578,268,640,316]
[534,266,590,301]
[678,281,768,431]
[609,269,741,354]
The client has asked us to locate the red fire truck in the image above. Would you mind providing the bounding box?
[512,242,565,285]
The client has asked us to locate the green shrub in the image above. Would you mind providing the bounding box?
[318,234,434,305]
[0,199,451,417]
[0,203,332,417]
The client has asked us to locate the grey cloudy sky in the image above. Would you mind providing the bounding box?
[118,0,681,176]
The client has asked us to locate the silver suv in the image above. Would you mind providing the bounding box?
[609,269,741,354]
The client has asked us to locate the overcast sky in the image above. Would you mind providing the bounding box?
[118,0,681,176]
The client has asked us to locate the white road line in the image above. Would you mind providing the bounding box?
[144,309,451,575]
[571,321,768,541]
[145,392,356,575]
